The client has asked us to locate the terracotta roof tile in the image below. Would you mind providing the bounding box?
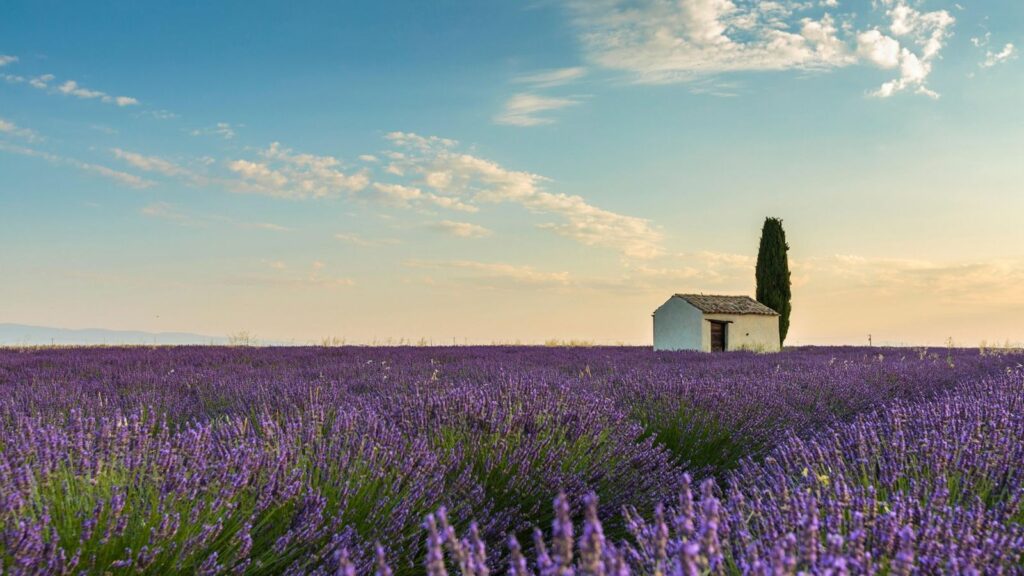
[674,294,779,316]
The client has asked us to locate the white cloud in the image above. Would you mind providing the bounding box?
[568,0,954,98]
[423,193,478,213]
[372,182,423,206]
[981,43,1016,68]
[76,162,154,188]
[227,142,368,199]
[384,132,663,258]
[430,220,493,238]
[56,79,140,106]
[0,117,41,142]
[58,80,103,99]
[866,0,953,98]
[190,122,237,139]
[569,0,855,84]
[29,74,53,89]
[857,30,901,69]
[367,182,478,213]
[228,159,289,191]
[513,67,587,88]
[112,148,189,177]
[495,93,581,126]
[0,55,17,67]
[424,171,452,190]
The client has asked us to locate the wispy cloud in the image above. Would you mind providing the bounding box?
[981,43,1016,68]
[513,66,587,88]
[8,71,141,106]
[0,117,42,142]
[384,132,663,258]
[0,141,154,189]
[405,259,571,288]
[0,55,17,67]
[495,93,581,126]
[190,122,237,139]
[141,201,290,231]
[112,148,191,178]
[498,66,587,126]
[56,79,140,106]
[78,163,153,188]
[29,74,54,89]
[335,232,401,247]
[430,220,493,238]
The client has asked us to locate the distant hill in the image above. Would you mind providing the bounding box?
[0,323,228,346]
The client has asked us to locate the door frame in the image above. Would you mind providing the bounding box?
[707,319,732,352]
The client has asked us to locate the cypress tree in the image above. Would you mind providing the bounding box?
[755,217,792,346]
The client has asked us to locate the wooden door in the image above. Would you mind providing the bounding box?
[710,321,726,352]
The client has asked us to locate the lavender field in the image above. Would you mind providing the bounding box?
[1,346,1022,574]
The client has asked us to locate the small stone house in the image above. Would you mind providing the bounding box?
[653,294,781,352]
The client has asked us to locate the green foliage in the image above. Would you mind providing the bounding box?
[755,217,792,346]
[632,402,754,476]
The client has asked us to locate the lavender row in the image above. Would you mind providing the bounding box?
[400,369,1024,574]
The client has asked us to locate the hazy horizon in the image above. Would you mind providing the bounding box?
[3,1,1022,346]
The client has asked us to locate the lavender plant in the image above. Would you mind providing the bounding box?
[0,346,1019,573]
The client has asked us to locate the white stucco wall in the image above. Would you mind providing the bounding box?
[701,313,781,352]
[653,297,703,351]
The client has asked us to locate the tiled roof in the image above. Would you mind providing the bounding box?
[674,294,780,316]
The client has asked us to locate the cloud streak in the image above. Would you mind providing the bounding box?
[56,79,139,106]
[141,201,290,232]
[334,232,401,247]
[430,220,493,238]
[0,141,154,189]
[513,67,587,88]
[495,93,581,126]
[384,132,663,258]
[3,67,141,107]
[113,149,191,177]
[0,117,41,142]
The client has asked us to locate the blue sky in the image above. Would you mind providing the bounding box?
[1,0,1022,345]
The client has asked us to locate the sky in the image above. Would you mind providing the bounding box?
[1,0,1022,346]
